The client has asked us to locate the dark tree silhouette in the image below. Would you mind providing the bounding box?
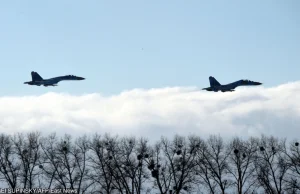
[39,133,91,193]
[88,134,116,193]
[148,135,201,194]
[254,135,289,194]
[0,134,19,189]
[11,132,42,189]
[0,132,299,194]
[227,137,259,194]
[195,135,231,194]
[89,134,150,193]
[282,140,300,193]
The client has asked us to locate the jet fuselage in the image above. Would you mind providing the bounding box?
[24,72,85,87]
[204,82,239,92]
[202,76,262,92]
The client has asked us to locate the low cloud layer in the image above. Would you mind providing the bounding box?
[1,82,300,141]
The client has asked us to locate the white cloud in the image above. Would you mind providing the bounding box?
[0,83,300,141]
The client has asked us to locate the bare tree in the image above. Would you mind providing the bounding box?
[148,135,200,194]
[112,136,150,194]
[39,133,61,189]
[254,135,289,194]
[73,135,93,193]
[195,135,231,194]
[281,140,300,193]
[0,134,19,188]
[2,131,300,194]
[227,137,259,194]
[89,134,150,194]
[88,134,115,193]
[40,133,91,193]
[11,132,42,189]
[147,140,173,194]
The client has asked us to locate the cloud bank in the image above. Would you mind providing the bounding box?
[1,82,300,141]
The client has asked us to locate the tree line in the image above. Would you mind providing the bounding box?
[0,132,299,194]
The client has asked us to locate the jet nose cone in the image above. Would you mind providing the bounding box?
[77,77,85,80]
[255,82,262,85]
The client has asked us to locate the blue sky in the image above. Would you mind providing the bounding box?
[0,0,299,96]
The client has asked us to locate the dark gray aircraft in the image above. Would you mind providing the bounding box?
[24,71,85,87]
[202,76,262,92]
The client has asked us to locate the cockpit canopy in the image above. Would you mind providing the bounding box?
[242,79,252,82]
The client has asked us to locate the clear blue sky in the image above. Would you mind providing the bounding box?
[0,0,299,96]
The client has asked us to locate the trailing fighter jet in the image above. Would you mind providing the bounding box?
[202,76,262,92]
[24,71,85,87]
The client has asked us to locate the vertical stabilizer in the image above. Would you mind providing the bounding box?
[31,71,43,81]
[209,76,221,87]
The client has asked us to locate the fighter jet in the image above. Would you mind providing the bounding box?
[24,71,85,87]
[202,76,262,92]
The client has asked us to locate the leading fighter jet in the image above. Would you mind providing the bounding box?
[202,76,262,92]
[24,71,85,87]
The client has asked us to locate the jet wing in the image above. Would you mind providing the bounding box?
[59,75,85,81]
[239,79,262,86]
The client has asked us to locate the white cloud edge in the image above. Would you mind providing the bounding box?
[0,82,299,142]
